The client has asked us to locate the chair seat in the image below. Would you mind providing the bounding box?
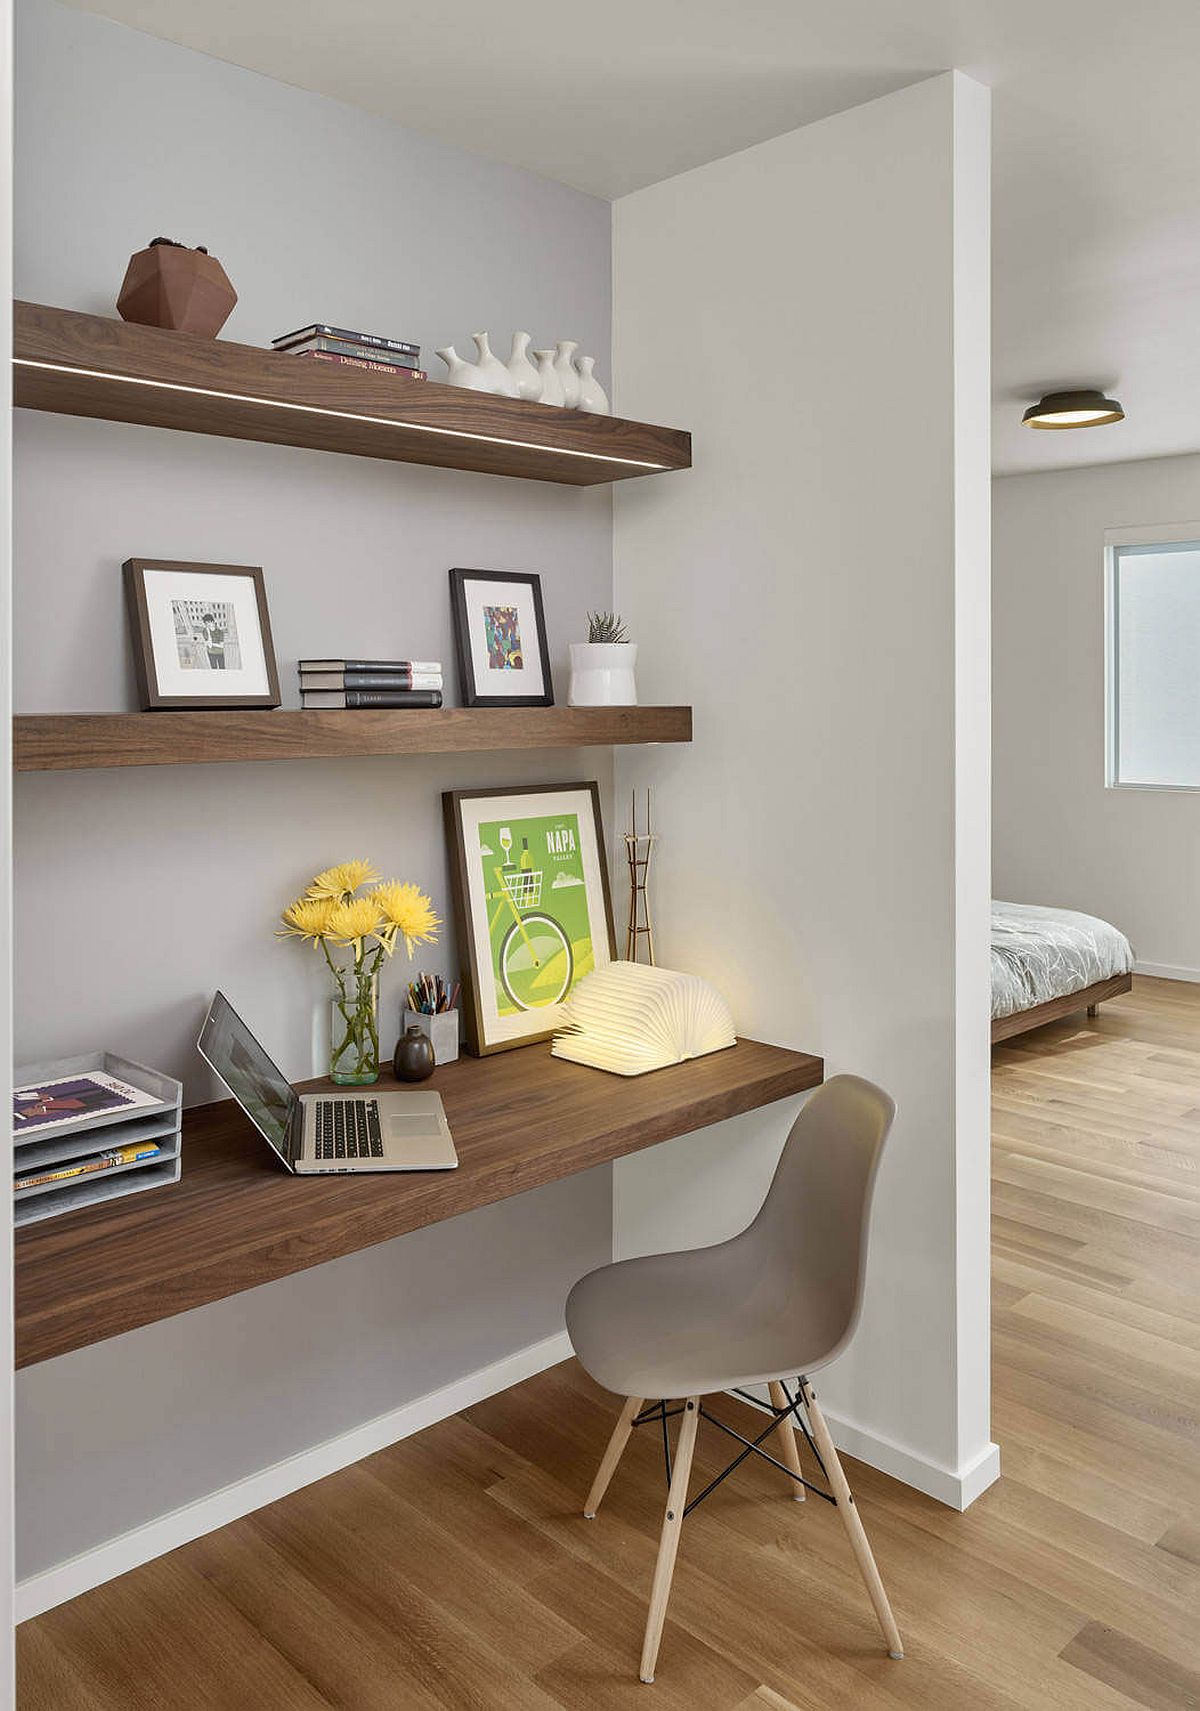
[566,1241,839,1400]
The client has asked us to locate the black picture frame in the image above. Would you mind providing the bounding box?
[448,567,554,708]
[123,559,281,711]
[443,781,616,1055]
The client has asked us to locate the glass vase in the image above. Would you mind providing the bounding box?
[329,964,379,1085]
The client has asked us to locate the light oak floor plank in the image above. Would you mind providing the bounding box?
[16,975,1200,1708]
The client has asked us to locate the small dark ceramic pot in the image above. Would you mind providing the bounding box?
[393,1024,436,1082]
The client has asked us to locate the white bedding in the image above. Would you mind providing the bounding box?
[991,901,1134,1020]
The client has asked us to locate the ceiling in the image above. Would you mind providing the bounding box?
[65,0,1200,476]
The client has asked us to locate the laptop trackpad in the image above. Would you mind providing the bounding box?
[388,1115,445,1138]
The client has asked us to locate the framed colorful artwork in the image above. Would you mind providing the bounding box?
[443,782,616,1054]
[448,567,554,707]
[123,559,281,710]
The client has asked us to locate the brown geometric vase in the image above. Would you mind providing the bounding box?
[117,238,237,337]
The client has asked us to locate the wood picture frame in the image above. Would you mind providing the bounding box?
[123,559,281,710]
[444,781,616,1055]
[449,567,554,708]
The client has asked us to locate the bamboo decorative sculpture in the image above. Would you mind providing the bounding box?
[623,788,657,964]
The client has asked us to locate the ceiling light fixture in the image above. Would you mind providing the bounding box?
[1022,388,1124,430]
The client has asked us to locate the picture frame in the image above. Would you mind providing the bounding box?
[123,559,281,710]
[443,782,616,1055]
[449,567,554,708]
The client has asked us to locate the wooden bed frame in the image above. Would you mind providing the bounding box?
[991,972,1133,1044]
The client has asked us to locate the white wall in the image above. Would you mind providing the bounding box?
[14,0,615,1596]
[2,0,16,1685]
[610,73,996,1506]
[993,453,1200,978]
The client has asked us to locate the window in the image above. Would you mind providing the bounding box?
[1107,526,1200,789]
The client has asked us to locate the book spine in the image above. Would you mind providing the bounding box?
[301,672,443,689]
[303,690,444,709]
[298,660,442,673]
[292,338,421,367]
[299,351,428,380]
[274,326,420,357]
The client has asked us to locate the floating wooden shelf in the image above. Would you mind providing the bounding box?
[13,705,693,772]
[13,302,692,486]
[14,1038,823,1366]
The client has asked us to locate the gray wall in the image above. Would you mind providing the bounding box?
[993,452,1200,976]
[14,0,615,1582]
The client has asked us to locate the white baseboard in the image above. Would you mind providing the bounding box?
[1134,960,1200,984]
[733,1385,1000,1511]
[16,1327,573,1624]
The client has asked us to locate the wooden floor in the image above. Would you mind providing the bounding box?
[17,976,1200,1710]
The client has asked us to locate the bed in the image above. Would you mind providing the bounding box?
[991,900,1134,1043]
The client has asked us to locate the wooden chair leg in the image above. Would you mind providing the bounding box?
[798,1379,904,1659]
[768,1380,806,1502]
[640,1397,700,1684]
[1087,1003,1100,1018]
[584,1394,644,1519]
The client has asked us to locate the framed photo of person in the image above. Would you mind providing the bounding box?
[443,782,616,1054]
[449,567,554,707]
[123,559,281,710]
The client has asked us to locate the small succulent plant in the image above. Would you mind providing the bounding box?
[587,611,631,644]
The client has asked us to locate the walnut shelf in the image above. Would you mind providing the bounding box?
[13,301,691,485]
[15,1039,823,1367]
[13,705,693,772]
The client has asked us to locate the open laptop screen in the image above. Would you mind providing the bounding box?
[198,992,297,1163]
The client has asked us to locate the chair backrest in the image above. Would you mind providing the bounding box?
[739,1073,895,1369]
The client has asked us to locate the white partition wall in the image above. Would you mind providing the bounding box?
[2,0,14,1681]
[610,73,996,1507]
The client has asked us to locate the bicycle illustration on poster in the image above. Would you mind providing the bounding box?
[444,783,616,1054]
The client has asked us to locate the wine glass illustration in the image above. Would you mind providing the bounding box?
[499,825,514,867]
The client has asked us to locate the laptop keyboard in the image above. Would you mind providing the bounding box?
[313,1099,385,1161]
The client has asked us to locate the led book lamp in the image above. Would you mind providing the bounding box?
[553,961,736,1076]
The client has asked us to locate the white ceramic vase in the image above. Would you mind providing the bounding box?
[533,349,565,406]
[568,641,638,706]
[472,332,520,397]
[553,340,581,408]
[506,331,542,401]
[435,345,491,391]
[575,355,610,415]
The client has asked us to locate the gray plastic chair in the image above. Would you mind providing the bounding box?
[565,1073,902,1684]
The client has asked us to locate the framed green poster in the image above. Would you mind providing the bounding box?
[443,783,616,1055]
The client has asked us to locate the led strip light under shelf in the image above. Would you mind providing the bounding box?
[13,358,672,471]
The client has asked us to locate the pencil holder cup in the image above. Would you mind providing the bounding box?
[403,1009,460,1067]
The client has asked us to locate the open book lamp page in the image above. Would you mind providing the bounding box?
[552,961,736,1076]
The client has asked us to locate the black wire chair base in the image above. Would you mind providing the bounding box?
[630,1380,836,1515]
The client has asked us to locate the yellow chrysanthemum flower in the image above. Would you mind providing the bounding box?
[277,896,336,944]
[324,896,386,952]
[306,859,380,902]
[371,881,441,957]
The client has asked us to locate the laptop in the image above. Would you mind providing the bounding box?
[198,991,458,1174]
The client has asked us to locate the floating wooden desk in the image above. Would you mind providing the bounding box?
[14,1038,822,1369]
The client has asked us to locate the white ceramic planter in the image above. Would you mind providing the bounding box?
[568,642,638,706]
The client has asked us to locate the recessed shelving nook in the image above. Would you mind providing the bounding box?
[12,301,692,485]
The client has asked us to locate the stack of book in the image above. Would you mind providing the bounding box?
[13,1051,183,1226]
[272,321,426,382]
[300,658,444,710]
